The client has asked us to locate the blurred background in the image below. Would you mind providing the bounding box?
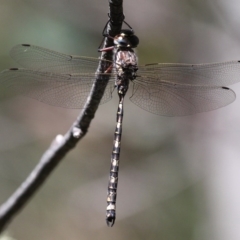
[0,0,240,239]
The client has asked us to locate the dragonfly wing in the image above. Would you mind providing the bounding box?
[0,68,115,108]
[10,44,114,74]
[138,61,240,86]
[130,79,235,116]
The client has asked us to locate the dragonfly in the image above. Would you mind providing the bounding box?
[0,26,240,227]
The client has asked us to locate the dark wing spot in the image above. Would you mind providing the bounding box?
[222,87,229,90]
[9,68,19,70]
[145,63,158,66]
[21,44,31,47]
[238,60,240,63]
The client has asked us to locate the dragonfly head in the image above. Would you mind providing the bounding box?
[114,29,139,48]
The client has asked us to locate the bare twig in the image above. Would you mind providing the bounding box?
[0,0,124,232]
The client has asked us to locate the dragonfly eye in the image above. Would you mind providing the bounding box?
[114,37,129,47]
[114,33,139,48]
[129,35,139,48]
[120,29,134,36]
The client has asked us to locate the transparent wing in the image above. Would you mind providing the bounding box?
[138,61,240,86]
[10,44,114,74]
[130,78,235,116]
[0,68,115,108]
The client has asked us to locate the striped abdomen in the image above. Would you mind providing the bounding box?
[106,95,124,226]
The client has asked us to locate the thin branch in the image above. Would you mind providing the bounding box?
[0,0,124,232]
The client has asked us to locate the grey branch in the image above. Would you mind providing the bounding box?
[0,0,124,232]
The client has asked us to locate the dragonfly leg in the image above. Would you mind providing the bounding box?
[98,46,115,52]
[104,64,113,74]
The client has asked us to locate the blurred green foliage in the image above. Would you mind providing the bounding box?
[0,0,239,240]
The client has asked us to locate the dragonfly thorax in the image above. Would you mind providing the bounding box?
[114,49,138,96]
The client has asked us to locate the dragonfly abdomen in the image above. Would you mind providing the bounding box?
[106,96,124,227]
